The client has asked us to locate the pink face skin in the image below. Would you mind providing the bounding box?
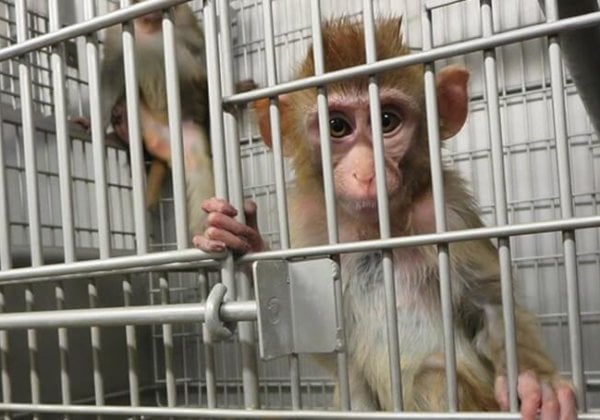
[306,88,420,222]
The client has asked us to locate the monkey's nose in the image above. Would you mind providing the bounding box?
[353,171,375,185]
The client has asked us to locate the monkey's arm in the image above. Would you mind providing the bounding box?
[463,241,577,420]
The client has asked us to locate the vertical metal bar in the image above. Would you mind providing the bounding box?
[199,271,217,408]
[480,0,519,412]
[121,0,145,410]
[83,0,108,413]
[217,0,259,409]
[545,0,587,409]
[161,7,188,248]
[363,1,403,411]
[0,106,10,419]
[15,2,41,416]
[48,2,73,414]
[260,0,300,407]
[160,277,176,409]
[421,6,458,411]
[309,0,350,410]
[203,0,237,304]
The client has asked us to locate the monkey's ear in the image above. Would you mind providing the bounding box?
[436,65,470,140]
[253,96,292,155]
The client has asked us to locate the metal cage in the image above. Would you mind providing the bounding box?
[0,0,597,418]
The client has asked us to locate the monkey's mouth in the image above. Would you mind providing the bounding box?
[340,198,379,217]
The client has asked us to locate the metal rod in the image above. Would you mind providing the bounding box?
[15,2,41,417]
[1,402,599,419]
[121,0,148,253]
[82,3,107,412]
[199,272,217,408]
[162,8,188,247]
[363,1,403,411]
[421,7,458,410]
[480,0,519,411]
[123,277,139,408]
[217,0,260,408]
[309,0,350,410]
[48,2,73,414]
[0,77,12,419]
[0,0,190,62]
[160,278,176,409]
[225,10,600,106]
[0,249,221,283]
[261,0,299,407]
[545,0,587,409]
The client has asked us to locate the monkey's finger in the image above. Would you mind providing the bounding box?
[203,226,251,254]
[192,234,226,253]
[556,382,576,420]
[540,383,559,420]
[201,197,239,218]
[243,200,259,230]
[206,212,260,245]
[494,375,510,411]
[517,371,542,420]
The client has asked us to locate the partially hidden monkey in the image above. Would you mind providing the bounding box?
[87,0,214,236]
[195,17,577,418]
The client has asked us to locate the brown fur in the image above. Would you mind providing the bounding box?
[254,16,567,412]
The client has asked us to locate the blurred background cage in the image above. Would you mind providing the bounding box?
[0,0,597,417]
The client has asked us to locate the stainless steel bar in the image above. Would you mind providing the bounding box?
[203,0,237,308]
[84,0,111,259]
[0,249,221,283]
[421,7,458,410]
[48,2,73,414]
[25,287,40,418]
[121,0,148,252]
[480,0,519,411]
[160,278,176,409]
[2,403,600,419]
[225,10,600,106]
[123,278,139,408]
[261,0,299,407]
[0,0,190,62]
[363,0,403,411]
[309,0,350,410]
[236,215,600,262]
[15,0,42,267]
[545,0,587,409]
[217,0,259,408]
[82,0,106,399]
[16,2,41,416]
[162,8,188,247]
[199,272,217,408]
[0,86,12,419]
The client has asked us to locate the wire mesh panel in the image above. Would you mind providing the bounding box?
[0,0,597,418]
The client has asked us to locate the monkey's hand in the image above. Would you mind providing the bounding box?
[494,372,576,420]
[193,197,264,255]
[70,116,91,132]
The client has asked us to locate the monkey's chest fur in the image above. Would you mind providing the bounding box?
[341,250,494,410]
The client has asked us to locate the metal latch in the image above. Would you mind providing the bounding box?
[253,258,339,360]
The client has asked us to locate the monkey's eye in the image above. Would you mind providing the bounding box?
[329,116,352,138]
[381,111,402,133]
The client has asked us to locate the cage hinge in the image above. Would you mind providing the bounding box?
[253,258,338,360]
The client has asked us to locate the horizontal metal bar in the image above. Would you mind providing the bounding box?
[2,403,600,419]
[0,301,257,330]
[0,0,189,62]
[225,11,600,105]
[0,249,224,284]
[238,215,600,263]
[0,403,600,420]
[425,0,467,10]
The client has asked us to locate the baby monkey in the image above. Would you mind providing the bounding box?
[196,16,577,418]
